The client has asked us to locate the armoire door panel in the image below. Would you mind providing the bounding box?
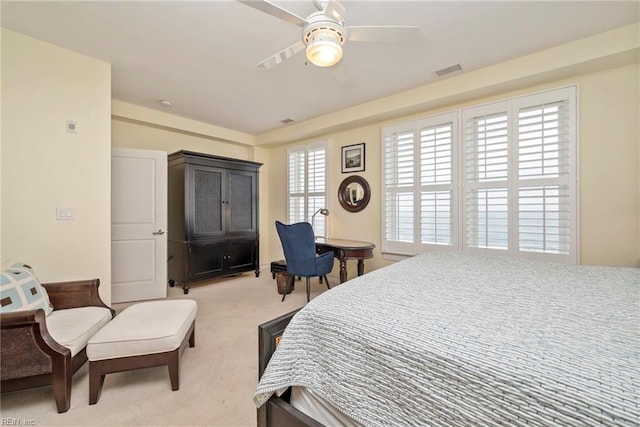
[227,238,257,271]
[228,171,256,233]
[189,241,225,280]
[190,166,225,237]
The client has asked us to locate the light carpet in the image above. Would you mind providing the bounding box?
[0,269,336,426]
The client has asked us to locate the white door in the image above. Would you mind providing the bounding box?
[111,148,167,303]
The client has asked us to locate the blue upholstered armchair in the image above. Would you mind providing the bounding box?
[275,221,333,302]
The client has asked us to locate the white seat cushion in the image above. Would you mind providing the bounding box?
[47,306,113,356]
[87,299,197,361]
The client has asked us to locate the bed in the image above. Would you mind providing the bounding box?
[254,252,640,427]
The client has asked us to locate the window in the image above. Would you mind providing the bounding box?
[287,141,328,237]
[383,87,577,263]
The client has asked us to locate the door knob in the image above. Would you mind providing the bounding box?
[152,229,166,235]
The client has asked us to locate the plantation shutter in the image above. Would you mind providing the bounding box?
[515,89,575,261]
[307,145,328,237]
[462,87,576,262]
[288,149,306,224]
[463,104,510,251]
[418,113,457,249]
[383,113,458,255]
[287,142,328,237]
[383,86,576,263]
[383,122,416,255]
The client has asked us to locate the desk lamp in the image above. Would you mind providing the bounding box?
[311,208,329,235]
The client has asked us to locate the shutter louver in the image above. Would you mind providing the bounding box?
[517,100,571,255]
[420,123,453,246]
[519,185,571,254]
[465,113,508,183]
[384,129,415,246]
[518,101,570,179]
[421,191,452,245]
[288,150,305,224]
[287,144,328,237]
[308,147,327,237]
[464,111,509,250]
[466,188,509,249]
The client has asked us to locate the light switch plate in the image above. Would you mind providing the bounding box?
[56,207,75,220]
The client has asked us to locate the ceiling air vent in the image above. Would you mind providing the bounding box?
[434,64,463,77]
[280,118,295,124]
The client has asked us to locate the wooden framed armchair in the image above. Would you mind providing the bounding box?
[1,278,114,413]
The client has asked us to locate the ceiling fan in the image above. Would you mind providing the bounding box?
[237,0,420,69]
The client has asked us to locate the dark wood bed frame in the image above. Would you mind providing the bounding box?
[257,310,323,427]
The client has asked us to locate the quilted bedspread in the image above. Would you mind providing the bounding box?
[254,253,640,426]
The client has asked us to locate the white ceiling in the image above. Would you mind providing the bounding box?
[2,1,638,135]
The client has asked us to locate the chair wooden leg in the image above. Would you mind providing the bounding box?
[324,276,331,290]
[89,362,105,405]
[168,350,180,391]
[188,326,195,347]
[52,358,72,413]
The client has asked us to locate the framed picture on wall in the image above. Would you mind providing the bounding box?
[341,143,365,173]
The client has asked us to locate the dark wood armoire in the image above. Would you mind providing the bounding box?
[167,150,261,294]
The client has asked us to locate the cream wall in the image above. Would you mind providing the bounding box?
[267,63,640,272]
[111,118,253,159]
[578,64,639,266]
[1,29,112,300]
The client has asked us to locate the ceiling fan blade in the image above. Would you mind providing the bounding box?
[348,26,421,43]
[236,0,308,27]
[257,41,306,69]
[324,0,346,22]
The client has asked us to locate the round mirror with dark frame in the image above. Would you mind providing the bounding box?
[338,175,371,212]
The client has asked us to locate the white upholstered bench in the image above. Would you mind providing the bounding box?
[86,299,197,404]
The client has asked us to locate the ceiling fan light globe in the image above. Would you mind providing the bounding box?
[306,34,343,67]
